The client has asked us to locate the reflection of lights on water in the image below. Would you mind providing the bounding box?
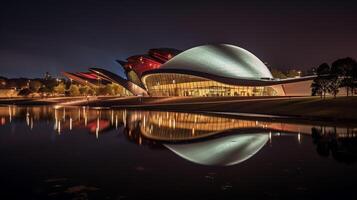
[30,117,33,130]
[111,110,114,125]
[26,112,30,126]
[192,128,195,136]
[58,120,61,134]
[8,106,12,122]
[78,108,81,121]
[123,111,127,127]
[96,117,99,139]
[53,105,61,110]
[0,117,5,125]
[63,108,66,122]
[115,115,118,129]
[139,136,142,145]
[83,107,87,126]
[12,106,16,117]
[269,131,272,143]
[298,133,301,144]
[69,117,72,130]
[54,118,58,130]
[54,108,59,130]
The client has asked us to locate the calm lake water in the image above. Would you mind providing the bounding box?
[0,106,357,199]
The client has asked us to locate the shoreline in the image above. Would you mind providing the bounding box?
[1,96,357,124]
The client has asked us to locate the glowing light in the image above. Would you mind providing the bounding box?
[70,117,72,130]
[58,120,61,134]
[269,131,272,144]
[30,117,33,130]
[26,112,30,126]
[63,107,66,122]
[115,115,118,129]
[96,117,99,139]
[8,106,12,122]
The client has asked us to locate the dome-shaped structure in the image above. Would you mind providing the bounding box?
[160,44,273,80]
[165,133,268,166]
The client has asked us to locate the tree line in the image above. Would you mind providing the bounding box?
[311,57,357,99]
[17,78,126,97]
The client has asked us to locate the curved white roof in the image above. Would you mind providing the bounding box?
[160,44,273,80]
[164,133,268,166]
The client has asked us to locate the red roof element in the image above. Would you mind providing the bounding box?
[119,48,181,77]
[125,55,162,76]
[77,72,98,80]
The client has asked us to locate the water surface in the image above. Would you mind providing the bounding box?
[0,106,357,199]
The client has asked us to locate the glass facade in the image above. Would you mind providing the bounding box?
[143,73,278,97]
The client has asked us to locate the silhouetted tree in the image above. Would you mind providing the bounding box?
[18,88,32,96]
[38,86,51,97]
[311,63,331,99]
[29,80,42,92]
[328,76,341,98]
[331,57,357,96]
[311,127,357,164]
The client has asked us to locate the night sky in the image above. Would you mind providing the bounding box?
[1,0,356,78]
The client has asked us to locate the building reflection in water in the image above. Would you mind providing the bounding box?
[1,106,357,166]
[165,133,269,166]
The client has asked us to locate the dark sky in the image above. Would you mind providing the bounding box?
[1,0,356,78]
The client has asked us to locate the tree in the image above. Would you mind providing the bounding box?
[111,84,122,95]
[29,80,42,92]
[96,85,113,96]
[107,83,125,96]
[311,81,322,97]
[311,63,331,99]
[38,86,51,97]
[87,88,96,96]
[79,85,90,96]
[42,78,57,92]
[328,76,341,98]
[18,88,32,96]
[54,83,66,95]
[331,57,357,96]
[69,85,80,96]
[104,84,114,95]
[270,68,287,79]
[286,69,301,78]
